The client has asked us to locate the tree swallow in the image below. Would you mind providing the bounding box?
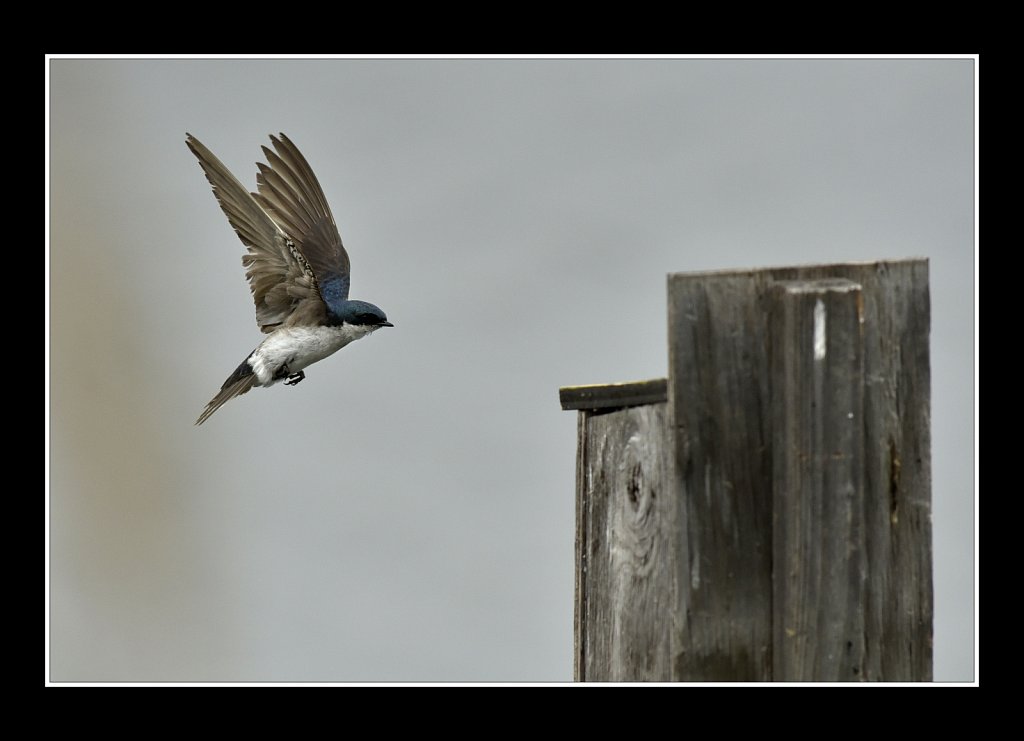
[187,133,392,425]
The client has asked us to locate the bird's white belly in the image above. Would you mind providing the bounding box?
[249,324,373,386]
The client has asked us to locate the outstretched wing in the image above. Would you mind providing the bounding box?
[186,133,321,332]
[251,133,352,311]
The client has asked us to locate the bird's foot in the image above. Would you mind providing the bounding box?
[285,370,306,386]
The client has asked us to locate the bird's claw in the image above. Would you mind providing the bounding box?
[285,370,305,386]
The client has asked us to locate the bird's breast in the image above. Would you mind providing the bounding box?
[249,324,373,386]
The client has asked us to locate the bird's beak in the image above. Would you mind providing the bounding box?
[381,321,394,327]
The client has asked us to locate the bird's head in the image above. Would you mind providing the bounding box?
[332,300,393,329]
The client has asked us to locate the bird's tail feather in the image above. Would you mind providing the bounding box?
[196,373,258,425]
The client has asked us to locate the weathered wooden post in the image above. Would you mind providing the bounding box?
[560,380,672,681]
[771,279,868,680]
[560,260,932,682]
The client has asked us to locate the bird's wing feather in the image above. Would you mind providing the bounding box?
[252,134,352,308]
[186,133,320,333]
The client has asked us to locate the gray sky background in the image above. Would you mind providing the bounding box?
[48,57,976,682]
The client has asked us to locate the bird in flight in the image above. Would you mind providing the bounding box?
[187,133,392,425]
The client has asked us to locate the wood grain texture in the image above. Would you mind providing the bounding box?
[667,271,774,681]
[771,279,867,681]
[857,261,933,681]
[667,260,932,681]
[576,403,673,681]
